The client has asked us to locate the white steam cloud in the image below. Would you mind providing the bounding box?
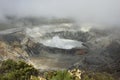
[0,0,120,27]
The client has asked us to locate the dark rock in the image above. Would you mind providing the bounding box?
[84,56,105,65]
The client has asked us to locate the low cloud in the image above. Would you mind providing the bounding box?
[0,0,120,27]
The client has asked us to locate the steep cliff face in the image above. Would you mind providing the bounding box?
[0,32,36,66]
[0,36,28,61]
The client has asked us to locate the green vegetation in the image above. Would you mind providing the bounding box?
[44,70,73,80]
[44,70,115,80]
[0,59,38,80]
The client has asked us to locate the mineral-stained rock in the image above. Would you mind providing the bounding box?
[68,69,82,80]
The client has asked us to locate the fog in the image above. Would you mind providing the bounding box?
[0,0,120,27]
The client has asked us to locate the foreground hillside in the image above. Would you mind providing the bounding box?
[0,59,116,80]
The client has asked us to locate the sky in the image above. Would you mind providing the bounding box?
[0,0,120,26]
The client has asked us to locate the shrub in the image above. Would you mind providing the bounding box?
[44,70,73,80]
[0,59,39,80]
